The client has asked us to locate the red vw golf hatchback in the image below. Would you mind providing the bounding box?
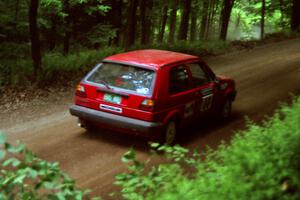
[70,49,236,144]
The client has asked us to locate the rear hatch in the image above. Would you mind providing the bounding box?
[77,62,156,121]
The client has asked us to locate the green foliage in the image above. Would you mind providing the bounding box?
[115,146,188,200]
[40,47,123,85]
[230,0,293,40]
[0,59,33,86]
[130,40,230,56]
[82,24,117,47]
[0,47,123,86]
[116,96,300,200]
[0,131,101,200]
[0,40,229,87]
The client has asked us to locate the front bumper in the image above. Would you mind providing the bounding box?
[69,105,163,134]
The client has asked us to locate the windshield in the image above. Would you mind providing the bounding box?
[86,62,155,96]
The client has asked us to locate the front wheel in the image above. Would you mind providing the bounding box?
[220,98,232,119]
[162,120,177,145]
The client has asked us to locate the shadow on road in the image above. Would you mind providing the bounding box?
[74,109,245,152]
[76,128,151,152]
[177,111,245,147]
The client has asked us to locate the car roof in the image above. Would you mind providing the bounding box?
[103,49,199,70]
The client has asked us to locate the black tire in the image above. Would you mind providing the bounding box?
[85,122,95,132]
[162,120,177,145]
[220,98,232,119]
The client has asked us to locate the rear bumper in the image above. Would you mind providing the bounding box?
[69,105,163,134]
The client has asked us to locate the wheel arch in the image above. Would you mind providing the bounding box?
[225,89,237,102]
[163,110,181,127]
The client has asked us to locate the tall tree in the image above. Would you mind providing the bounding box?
[48,15,57,51]
[178,0,192,40]
[29,0,41,81]
[125,0,138,48]
[15,0,20,24]
[158,1,169,43]
[206,0,220,39]
[199,0,209,40]
[219,0,235,40]
[168,0,180,43]
[189,10,197,41]
[278,0,285,29]
[110,0,123,45]
[140,0,153,45]
[291,0,300,32]
[63,0,70,55]
[260,0,265,40]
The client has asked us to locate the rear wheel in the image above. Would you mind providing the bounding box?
[162,120,177,145]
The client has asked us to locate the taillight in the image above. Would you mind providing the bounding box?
[75,84,87,98]
[140,99,155,112]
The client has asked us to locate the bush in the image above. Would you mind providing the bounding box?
[0,59,33,86]
[40,47,123,85]
[115,96,300,200]
[129,40,229,57]
[0,132,101,200]
[0,47,123,87]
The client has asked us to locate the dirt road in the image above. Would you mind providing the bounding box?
[1,38,300,198]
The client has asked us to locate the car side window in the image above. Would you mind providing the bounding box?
[187,63,211,87]
[169,65,190,94]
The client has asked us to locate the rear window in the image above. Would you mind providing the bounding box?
[86,62,155,96]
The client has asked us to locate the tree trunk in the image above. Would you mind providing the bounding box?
[260,0,265,40]
[205,0,213,39]
[278,0,284,29]
[29,0,41,81]
[168,0,179,43]
[125,0,138,48]
[210,0,220,39]
[205,0,219,39]
[15,0,20,23]
[49,15,56,51]
[219,0,235,40]
[140,0,146,44]
[199,0,209,40]
[110,0,123,46]
[14,0,20,31]
[189,10,197,41]
[234,12,240,33]
[158,2,169,43]
[178,0,192,41]
[141,0,153,45]
[291,0,300,32]
[63,0,70,55]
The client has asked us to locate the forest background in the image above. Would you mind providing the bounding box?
[0,0,299,87]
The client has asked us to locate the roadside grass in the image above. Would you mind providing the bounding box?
[115,96,300,200]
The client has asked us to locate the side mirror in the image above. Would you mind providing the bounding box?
[214,77,221,90]
[214,76,220,84]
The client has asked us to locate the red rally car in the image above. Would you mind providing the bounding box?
[69,49,237,144]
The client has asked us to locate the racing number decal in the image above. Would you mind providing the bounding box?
[200,94,213,111]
